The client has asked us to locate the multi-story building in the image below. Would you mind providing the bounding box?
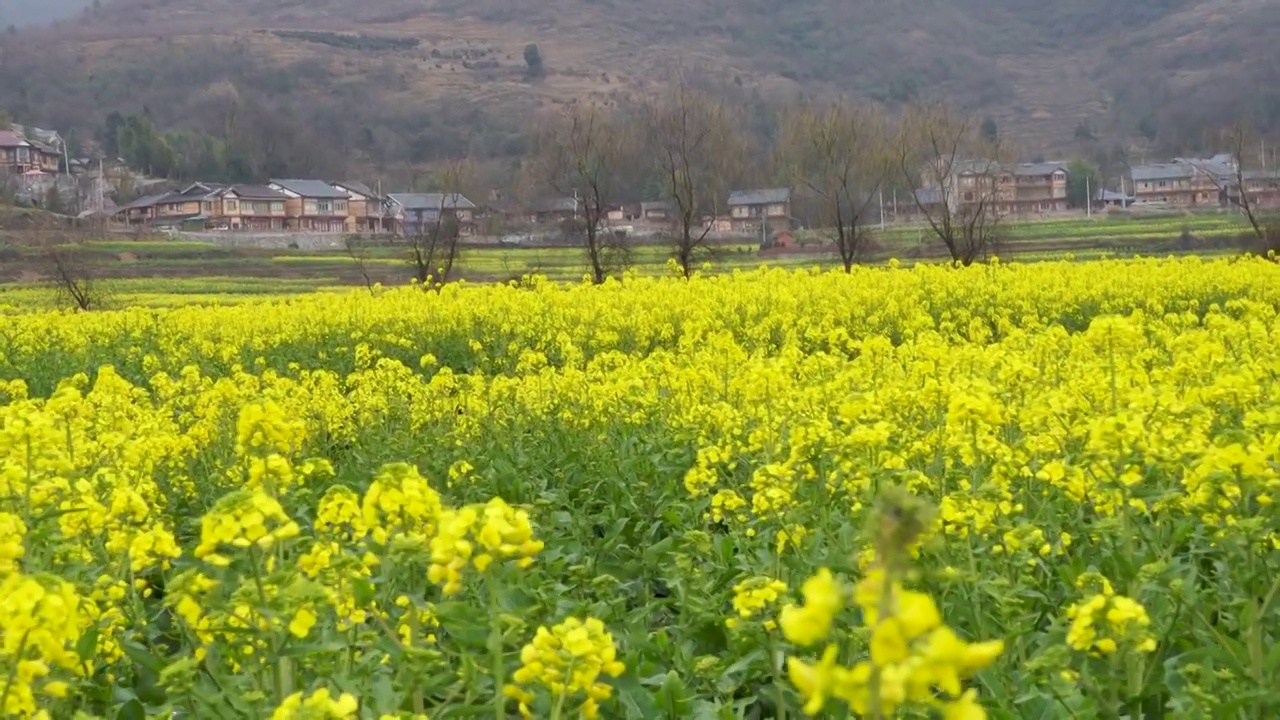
[386,193,477,236]
[268,179,351,232]
[215,185,289,230]
[331,181,392,233]
[922,160,1069,216]
[1129,155,1234,207]
[727,188,792,234]
[1,126,64,175]
[1006,162,1070,214]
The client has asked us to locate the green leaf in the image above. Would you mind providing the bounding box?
[352,578,376,606]
[116,698,145,720]
[76,625,100,664]
[655,671,691,717]
[121,640,165,674]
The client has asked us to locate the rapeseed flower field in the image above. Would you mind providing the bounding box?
[1,256,1279,718]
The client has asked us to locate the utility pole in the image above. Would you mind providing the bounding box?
[878,188,885,230]
[1086,175,1092,218]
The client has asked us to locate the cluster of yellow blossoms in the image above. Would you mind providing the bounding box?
[429,498,543,595]
[727,576,789,630]
[784,567,1004,717]
[505,616,626,719]
[193,489,302,565]
[0,573,84,717]
[270,688,359,720]
[1065,574,1157,656]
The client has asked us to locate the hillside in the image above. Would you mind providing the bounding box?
[0,0,89,27]
[1,0,1277,180]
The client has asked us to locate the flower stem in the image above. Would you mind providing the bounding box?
[489,577,504,720]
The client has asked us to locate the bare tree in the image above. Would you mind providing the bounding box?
[405,159,476,287]
[780,100,891,271]
[531,102,639,283]
[643,78,745,278]
[897,102,1010,265]
[343,234,376,293]
[42,233,105,311]
[1210,123,1279,242]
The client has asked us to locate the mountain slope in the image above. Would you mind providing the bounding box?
[0,0,1276,180]
[0,0,91,27]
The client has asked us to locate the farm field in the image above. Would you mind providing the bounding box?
[1,257,1279,718]
[0,211,1266,310]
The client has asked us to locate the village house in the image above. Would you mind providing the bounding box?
[1129,155,1233,207]
[115,192,172,225]
[268,179,351,232]
[11,125,66,172]
[921,160,1069,216]
[387,193,477,236]
[214,185,289,230]
[524,197,579,226]
[639,200,674,224]
[149,182,226,229]
[727,188,792,235]
[0,130,61,176]
[1235,169,1280,209]
[605,203,641,226]
[1006,162,1069,214]
[1094,189,1135,209]
[2,125,64,175]
[331,181,392,233]
[894,186,953,223]
[115,182,289,230]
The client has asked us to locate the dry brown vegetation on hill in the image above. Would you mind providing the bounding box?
[1,0,1278,180]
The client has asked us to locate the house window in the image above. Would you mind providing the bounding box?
[1158,181,1167,187]
[335,200,348,212]
[226,200,238,212]
[317,200,332,213]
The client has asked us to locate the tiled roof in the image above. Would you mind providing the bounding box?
[1130,163,1196,182]
[333,181,379,199]
[180,182,227,198]
[1012,162,1068,176]
[728,188,791,206]
[530,197,579,213]
[0,131,29,147]
[224,185,288,200]
[116,193,172,212]
[1132,156,1236,182]
[388,193,476,210]
[269,179,350,199]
